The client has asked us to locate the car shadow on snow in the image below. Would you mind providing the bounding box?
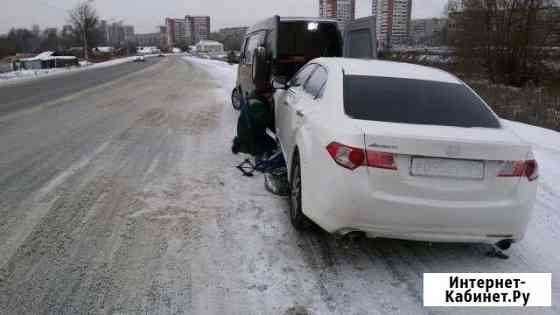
[286,221,519,310]
[294,218,511,273]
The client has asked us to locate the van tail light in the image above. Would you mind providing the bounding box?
[326,142,397,171]
[498,160,539,181]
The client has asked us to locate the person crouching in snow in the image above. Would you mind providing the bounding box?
[231,89,276,161]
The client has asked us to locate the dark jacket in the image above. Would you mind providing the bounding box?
[232,93,276,156]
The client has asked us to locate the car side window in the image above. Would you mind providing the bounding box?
[240,38,249,63]
[244,32,265,65]
[304,66,328,99]
[290,64,317,88]
[244,36,256,65]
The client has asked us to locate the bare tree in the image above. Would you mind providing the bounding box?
[68,1,99,60]
[448,0,558,86]
[443,0,463,17]
[40,28,59,51]
[0,35,17,59]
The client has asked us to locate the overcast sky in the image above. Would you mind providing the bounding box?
[0,0,448,34]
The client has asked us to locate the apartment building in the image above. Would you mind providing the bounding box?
[165,18,188,47]
[106,22,135,47]
[186,16,211,45]
[219,27,248,39]
[319,0,356,31]
[372,0,413,48]
[124,26,135,43]
[135,32,164,48]
[411,18,447,46]
[165,16,211,47]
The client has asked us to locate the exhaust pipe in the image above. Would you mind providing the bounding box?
[495,239,513,251]
[487,239,514,260]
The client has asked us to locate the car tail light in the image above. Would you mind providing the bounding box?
[365,150,398,170]
[326,142,397,171]
[525,160,539,181]
[498,160,539,181]
[326,142,365,170]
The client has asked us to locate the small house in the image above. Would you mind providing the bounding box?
[15,51,79,70]
[194,40,224,54]
[95,46,115,53]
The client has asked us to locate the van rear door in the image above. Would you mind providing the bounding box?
[343,17,377,59]
[239,31,267,97]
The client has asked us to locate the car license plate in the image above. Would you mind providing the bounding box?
[411,157,484,180]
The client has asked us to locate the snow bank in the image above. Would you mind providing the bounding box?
[503,120,560,153]
[0,68,73,82]
[502,119,560,195]
[0,55,139,86]
[182,56,236,87]
[82,56,137,69]
[418,54,456,64]
[182,56,237,101]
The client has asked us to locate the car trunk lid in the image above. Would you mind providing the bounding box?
[361,121,529,161]
[355,121,532,202]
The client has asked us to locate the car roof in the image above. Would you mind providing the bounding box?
[316,58,462,84]
[247,16,339,34]
[279,17,338,23]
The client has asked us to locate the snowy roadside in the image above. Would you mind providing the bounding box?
[184,56,560,314]
[182,56,237,94]
[502,119,560,210]
[0,55,142,86]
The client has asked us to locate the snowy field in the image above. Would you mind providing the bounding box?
[184,56,560,314]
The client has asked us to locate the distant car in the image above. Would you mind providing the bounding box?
[134,55,146,62]
[273,58,538,250]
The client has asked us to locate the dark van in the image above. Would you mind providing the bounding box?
[232,16,376,109]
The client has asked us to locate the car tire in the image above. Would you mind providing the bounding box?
[232,88,242,110]
[290,152,312,230]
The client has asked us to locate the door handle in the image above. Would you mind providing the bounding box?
[296,109,305,117]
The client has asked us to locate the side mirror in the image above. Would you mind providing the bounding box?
[272,79,288,90]
[252,46,270,90]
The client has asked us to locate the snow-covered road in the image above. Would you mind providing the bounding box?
[185,56,560,314]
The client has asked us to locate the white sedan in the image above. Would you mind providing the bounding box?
[273,58,538,249]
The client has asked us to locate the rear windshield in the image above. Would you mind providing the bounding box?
[343,75,501,128]
[278,22,341,58]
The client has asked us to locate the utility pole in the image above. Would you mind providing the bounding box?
[84,23,88,61]
[83,0,94,61]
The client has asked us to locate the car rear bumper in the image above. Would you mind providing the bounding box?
[308,206,533,244]
[324,224,523,244]
[302,165,537,244]
[307,199,534,244]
